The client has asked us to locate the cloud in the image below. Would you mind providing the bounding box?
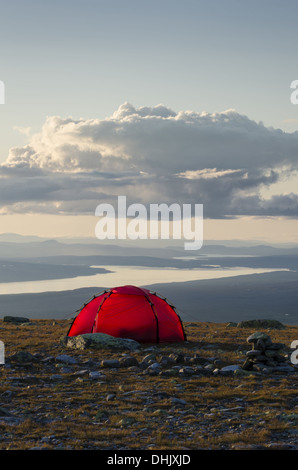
[176,168,244,180]
[1,102,298,218]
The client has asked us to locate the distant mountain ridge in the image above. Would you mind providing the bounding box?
[0,233,298,260]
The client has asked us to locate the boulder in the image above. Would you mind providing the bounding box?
[9,351,37,363]
[3,316,30,324]
[237,319,285,329]
[61,333,140,351]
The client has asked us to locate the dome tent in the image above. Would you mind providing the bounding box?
[67,285,187,343]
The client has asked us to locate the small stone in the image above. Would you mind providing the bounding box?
[118,417,136,426]
[119,356,139,368]
[50,374,63,381]
[160,368,179,377]
[0,406,14,417]
[255,339,266,351]
[160,356,172,367]
[189,355,207,366]
[220,365,241,373]
[268,343,286,350]
[146,363,162,375]
[179,366,195,376]
[246,350,262,357]
[247,332,271,344]
[170,397,187,406]
[254,354,268,362]
[272,365,295,374]
[142,354,157,363]
[9,351,37,363]
[169,353,185,364]
[56,354,78,365]
[89,371,105,380]
[106,394,116,401]
[265,350,280,358]
[101,359,120,368]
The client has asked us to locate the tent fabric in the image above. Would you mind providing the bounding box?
[67,285,186,343]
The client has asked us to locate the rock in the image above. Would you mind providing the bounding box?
[101,359,120,368]
[89,371,106,380]
[9,351,37,364]
[220,365,241,373]
[170,397,187,406]
[168,353,185,364]
[268,342,286,350]
[56,354,78,365]
[160,356,174,367]
[3,316,30,324]
[89,371,100,380]
[61,333,140,351]
[189,355,208,366]
[246,350,262,357]
[50,374,63,381]
[142,354,157,363]
[179,366,196,376]
[118,417,136,426]
[247,332,271,344]
[255,339,266,351]
[0,406,14,417]
[237,319,285,329]
[272,365,295,374]
[119,356,139,368]
[106,394,116,401]
[160,368,179,377]
[265,350,280,358]
[146,363,162,375]
[72,369,89,377]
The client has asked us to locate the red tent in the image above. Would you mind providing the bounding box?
[67,285,186,343]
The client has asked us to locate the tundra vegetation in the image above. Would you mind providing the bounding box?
[0,318,297,450]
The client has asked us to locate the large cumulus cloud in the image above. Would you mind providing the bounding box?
[1,102,298,217]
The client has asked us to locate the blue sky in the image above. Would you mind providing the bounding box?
[0,0,298,241]
[1,0,297,155]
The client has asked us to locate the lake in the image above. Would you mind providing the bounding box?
[0,265,289,295]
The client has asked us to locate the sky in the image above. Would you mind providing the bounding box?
[0,0,298,243]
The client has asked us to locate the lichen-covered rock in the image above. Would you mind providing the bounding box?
[9,351,37,363]
[3,316,30,324]
[60,333,140,351]
[237,319,285,329]
[247,332,272,345]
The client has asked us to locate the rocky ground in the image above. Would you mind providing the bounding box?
[0,317,298,450]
